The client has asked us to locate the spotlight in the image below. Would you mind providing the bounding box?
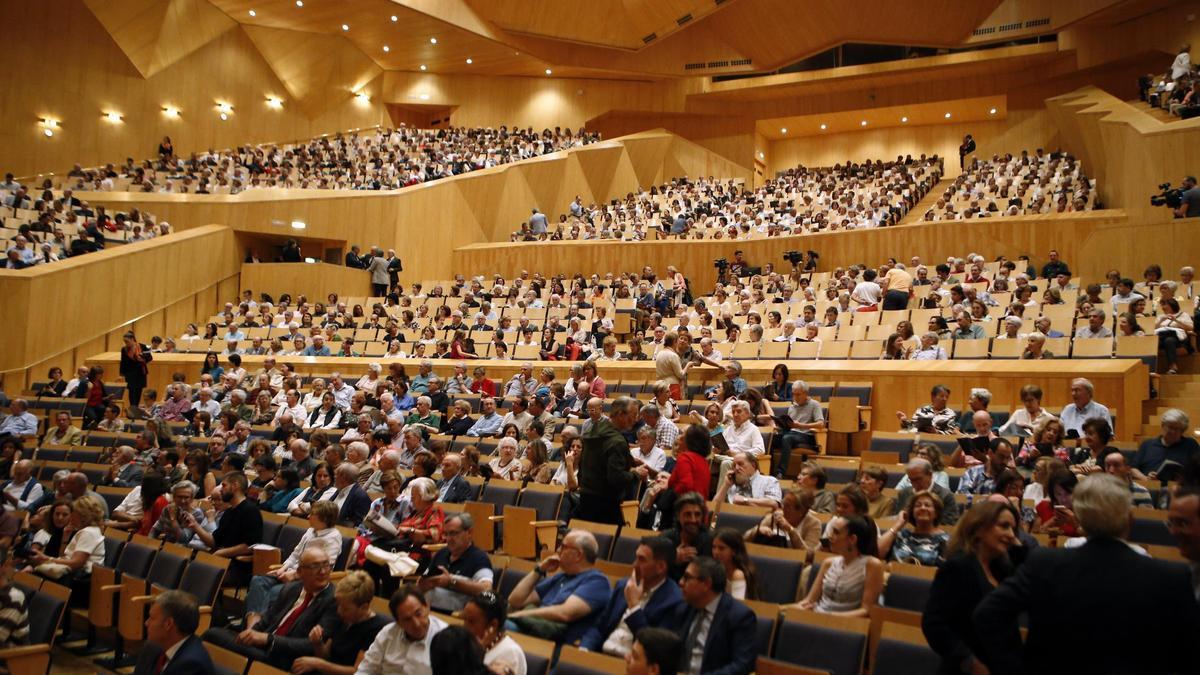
[248,9,256,17]
[430,37,437,44]
[989,108,997,115]
[104,112,123,123]
[944,112,952,119]
[860,120,867,126]
[266,97,283,109]
[901,116,908,123]
[466,58,473,64]
[419,64,427,71]
[545,68,552,75]
[819,124,827,130]
[391,15,398,21]
[780,127,787,134]
[342,24,349,31]
[383,45,390,52]
[163,106,180,118]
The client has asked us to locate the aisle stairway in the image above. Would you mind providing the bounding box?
[898,178,953,226]
[1126,98,1179,124]
[1142,354,1200,439]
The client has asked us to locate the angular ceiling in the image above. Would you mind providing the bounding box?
[84,0,237,78]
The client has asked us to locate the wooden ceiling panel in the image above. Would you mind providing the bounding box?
[242,24,383,116]
[86,0,237,78]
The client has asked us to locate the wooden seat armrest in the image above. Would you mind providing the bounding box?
[0,644,51,658]
[488,515,505,522]
[530,520,560,527]
[235,555,253,563]
[267,564,284,570]
[100,584,123,593]
[130,595,155,604]
[329,571,348,581]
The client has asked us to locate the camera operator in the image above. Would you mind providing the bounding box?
[1175,176,1200,218]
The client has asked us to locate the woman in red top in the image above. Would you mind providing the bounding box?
[469,366,496,397]
[449,330,478,359]
[137,473,171,536]
[667,424,713,499]
[83,366,111,429]
[1033,468,1080,537]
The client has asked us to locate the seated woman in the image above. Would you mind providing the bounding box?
[489,438,523,482]
[858,466,896,519]
[306,392,343,430]
[260,467,303,513]
[243,500,342,625]
[923,500,1021,675]
[356,470,409,554]
[1021,331,1054,359]
[896,384,958,434]
[745,486,821,553]
[1023,456,1064,502]
[878,490,949,566]
[998,384,1055,437]
[797,462,836,513]
[26,499,72,562]
[1033,469,1079,537]
[28,496,106,603]
[1017,417,1070,468]
[290,571,391,675]
[711,528,758,600]
[792,515,884,617]
[521,439,552,485]
[1155,297,1194,375]
[895,444,950,491]
[763,364,793,401]
[363,477,445,590]
[1071,417,1117,474]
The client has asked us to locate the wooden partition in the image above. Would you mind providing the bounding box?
[83,354,1147,440]
[80,130,750,286]
[1046,86,1200,216]
[449,209,1200,291]
[239,263,372,302]
[0,225,241,390]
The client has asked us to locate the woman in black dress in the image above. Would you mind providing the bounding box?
[119,331,152,407]
[923,499,1022,675]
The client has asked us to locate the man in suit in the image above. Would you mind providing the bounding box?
[580,536,681,656]
[436,453,473,504]
[135,590,214,674]
[893,458,960,525]
[344,245,366,269]
[973,475,1200,675]
[203,547,338,669]
[331,462,371,527]
[661,556,756,675]
[104,446,145,488]
[366,247,389,297]
[385,249,402,294]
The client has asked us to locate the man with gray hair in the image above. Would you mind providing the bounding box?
[364,450,401,493]
[974,474,1200,674]
[507,529,611,644]
[1059,378,1111,437]
[328,373,355,409]
[103,446,144,488]
[418,512,493,612]
[1130,408,1198,481]
[331,462,371,527]
[579,397,648,525]
[641,403,678,453]
[135,590,214,674]
[722,400,765,458]
[893,457,959,524]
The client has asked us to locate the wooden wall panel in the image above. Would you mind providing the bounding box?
[1059,1,1200,71]
[239,263,373,302]
[83,353,1146,440]
[0,0,387,179]
[0,224,241,378]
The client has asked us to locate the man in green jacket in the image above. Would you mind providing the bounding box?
[577,397,648,525]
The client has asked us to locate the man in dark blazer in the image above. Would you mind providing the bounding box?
[580,536,682,654]
[661,556,756,675]
[203,548,338,669]
[973,475,1200,675]
[332,462,371,526]
[135,590,215,675]
[437,454,473,504]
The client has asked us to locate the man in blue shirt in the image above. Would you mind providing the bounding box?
[957,439,1014,496]
[301,336,331,356]
[0,399,39,439]
[1131,409,1199,481]
[465,397,503,437]
[1059,378,1112,437]
[506,529,611,645]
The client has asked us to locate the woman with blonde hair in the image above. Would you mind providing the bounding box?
[30,496,106,602]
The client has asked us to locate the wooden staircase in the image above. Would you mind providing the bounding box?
[1125,98,1180,124]
[898,178,953,226]
[1142,354,1200,439]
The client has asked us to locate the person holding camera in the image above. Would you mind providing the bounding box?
[1175,176,1200,218]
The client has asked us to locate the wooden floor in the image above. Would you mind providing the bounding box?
[1126,99,1183,124]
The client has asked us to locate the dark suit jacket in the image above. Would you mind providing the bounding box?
[922,553,1011,675]
[661,593,756,675]
[337,484,371,526]
[132,634,214,675]
[438,474,473,504]
[973,537,1200,675]
[579,577,682,651]
[255,581,338,662]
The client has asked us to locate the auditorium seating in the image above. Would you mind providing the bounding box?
[53,125,600,194]
[925,150,1097,220]
[1,186,167,264]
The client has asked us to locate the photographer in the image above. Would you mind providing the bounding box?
[1175,176,1200,218]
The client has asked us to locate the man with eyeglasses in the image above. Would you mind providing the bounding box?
[204,547,338,669]
[507,529,611,645]
[417,513,493,612]
[668,557,756,675]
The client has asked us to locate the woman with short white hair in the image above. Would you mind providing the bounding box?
[356,363,383,393]
[489,437,522,481]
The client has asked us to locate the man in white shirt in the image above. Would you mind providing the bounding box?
[0,400,38,438]
[717,452,783,508]
[2,460,43,511]
[191,388,221,420]
[721,401,765,457]
[357,586,446,675]
[273,390,307,428]
[501,397,534,435]
[328,373,356,409]
[631,426,668,474]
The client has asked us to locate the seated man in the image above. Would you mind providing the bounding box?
[1058,378,1112,438]
[243,501,342,626]
[721,401,765,458]
[1130,409,1199,482]
[435,453,472,504]
[136,590,215,675]
[660,556,756,675]
[150,480,214,549]
[0,399,38,440]
[715,452,783,508]
[103,446,145,488]
[416,513,493,613]
[357,586,447,675]
[776,381,825,477]
[465,397,503,437]
[289,572,391,675]
[579,536,682,657]
[191,472,263,587]
[956,439,1014,496]
[1103,452,1154,508]
[506,529,611,644]
[2,459,44,511]
[203,548,338,670]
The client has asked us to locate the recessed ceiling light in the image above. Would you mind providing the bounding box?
[780,127,787,134]
[758,151,765,159]
[383,45,390,52]
[419,64,427,71]
[355,92,370,103]
[162,106,180,118]
[820,124,827,130]
[104,112,123,123]
[248,9,256,16]
[391,15,398,22]
[901,116,908,123]
[219,112,228,121]
[860,120,867,126]
[466,58,473,64]
[418,93,430,100]
[291,220,306,230]
[341,23,349,31]
[295,0,302,6]
[44,128,54,137]
[266,96,282,109]
[944,112,951,119]
[217,102,233,113]
[545,68,552,75]
[989,107,997,114]
[430,37,437,44]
